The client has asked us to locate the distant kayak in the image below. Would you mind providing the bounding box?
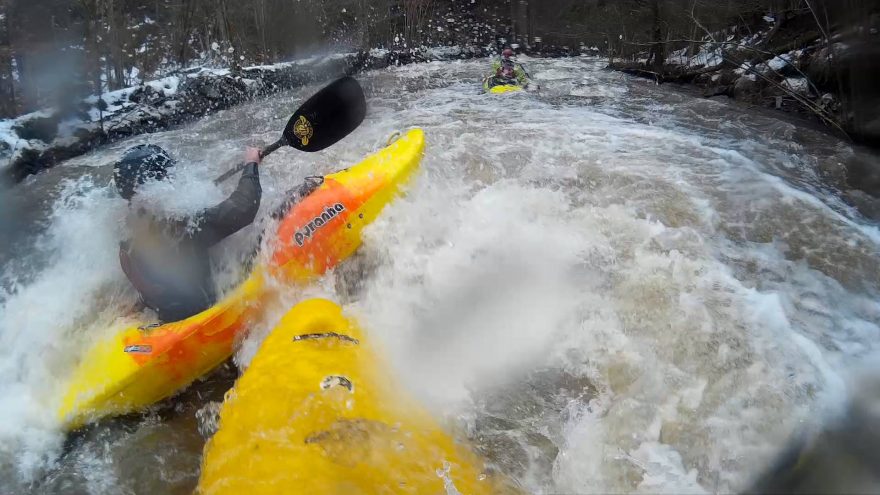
[58,129,426,431]
[198,298,520,495]
[483,76,525,94]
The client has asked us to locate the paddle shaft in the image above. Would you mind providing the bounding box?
[213,137,288,185]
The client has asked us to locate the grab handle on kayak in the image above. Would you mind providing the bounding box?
[386,131,402,146]
[293,332,359,345]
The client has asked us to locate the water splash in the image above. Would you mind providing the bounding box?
[1,57,879,493]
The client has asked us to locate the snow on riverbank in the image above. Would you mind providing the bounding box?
[0,46,490,183]
[612,11,877,145]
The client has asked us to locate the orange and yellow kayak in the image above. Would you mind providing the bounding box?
[198,299,519,495]
[58,129,425,430]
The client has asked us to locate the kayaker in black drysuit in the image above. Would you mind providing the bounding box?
[113,144,262,322]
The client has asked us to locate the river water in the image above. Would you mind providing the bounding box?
[1,56,879,494]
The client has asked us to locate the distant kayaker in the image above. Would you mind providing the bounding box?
[113,144,262,322]
[486,47,529,89]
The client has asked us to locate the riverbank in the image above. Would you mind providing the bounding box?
[608,10,879,153]
[0,46,490,184]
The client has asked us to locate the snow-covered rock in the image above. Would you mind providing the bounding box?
[768,54,794,71]
[782,77,811,96]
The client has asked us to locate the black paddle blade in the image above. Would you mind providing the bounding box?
[283,76,366,152]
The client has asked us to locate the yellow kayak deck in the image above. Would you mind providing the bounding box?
[198,299,519,495]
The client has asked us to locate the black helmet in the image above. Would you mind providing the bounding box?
[113,144,175,200]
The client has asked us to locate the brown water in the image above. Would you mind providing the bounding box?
[1,57,879,494]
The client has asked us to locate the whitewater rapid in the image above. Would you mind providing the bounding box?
[1,56,879,494]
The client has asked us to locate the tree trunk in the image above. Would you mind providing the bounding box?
[80,0,103,124]
[0,0,16,117]
[175,0,195,66]
[255,0,268,61]
[105,0,126,90]
[403,0,432,46]
[216,0,240,69]
[646,0,664,69]
[13,51,33,110]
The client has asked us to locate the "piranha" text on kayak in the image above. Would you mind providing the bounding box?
[294,203,346,247]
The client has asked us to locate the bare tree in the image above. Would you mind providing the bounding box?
[0,0,15,117]
[102,0,127,90]
[403,0,434,46]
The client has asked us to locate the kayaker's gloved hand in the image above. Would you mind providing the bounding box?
[245,147,262,166]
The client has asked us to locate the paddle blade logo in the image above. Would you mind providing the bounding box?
[294,115,313,146]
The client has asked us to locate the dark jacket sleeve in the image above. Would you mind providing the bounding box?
[189,163,261,247]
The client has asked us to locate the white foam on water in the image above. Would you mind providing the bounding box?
[339,58,878,492]
[0,177,128,480]
[352,179,589,406]
[0,134,274,486]
[1,57,878,493]
[533,68,573,81]
[570,83,629,99]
